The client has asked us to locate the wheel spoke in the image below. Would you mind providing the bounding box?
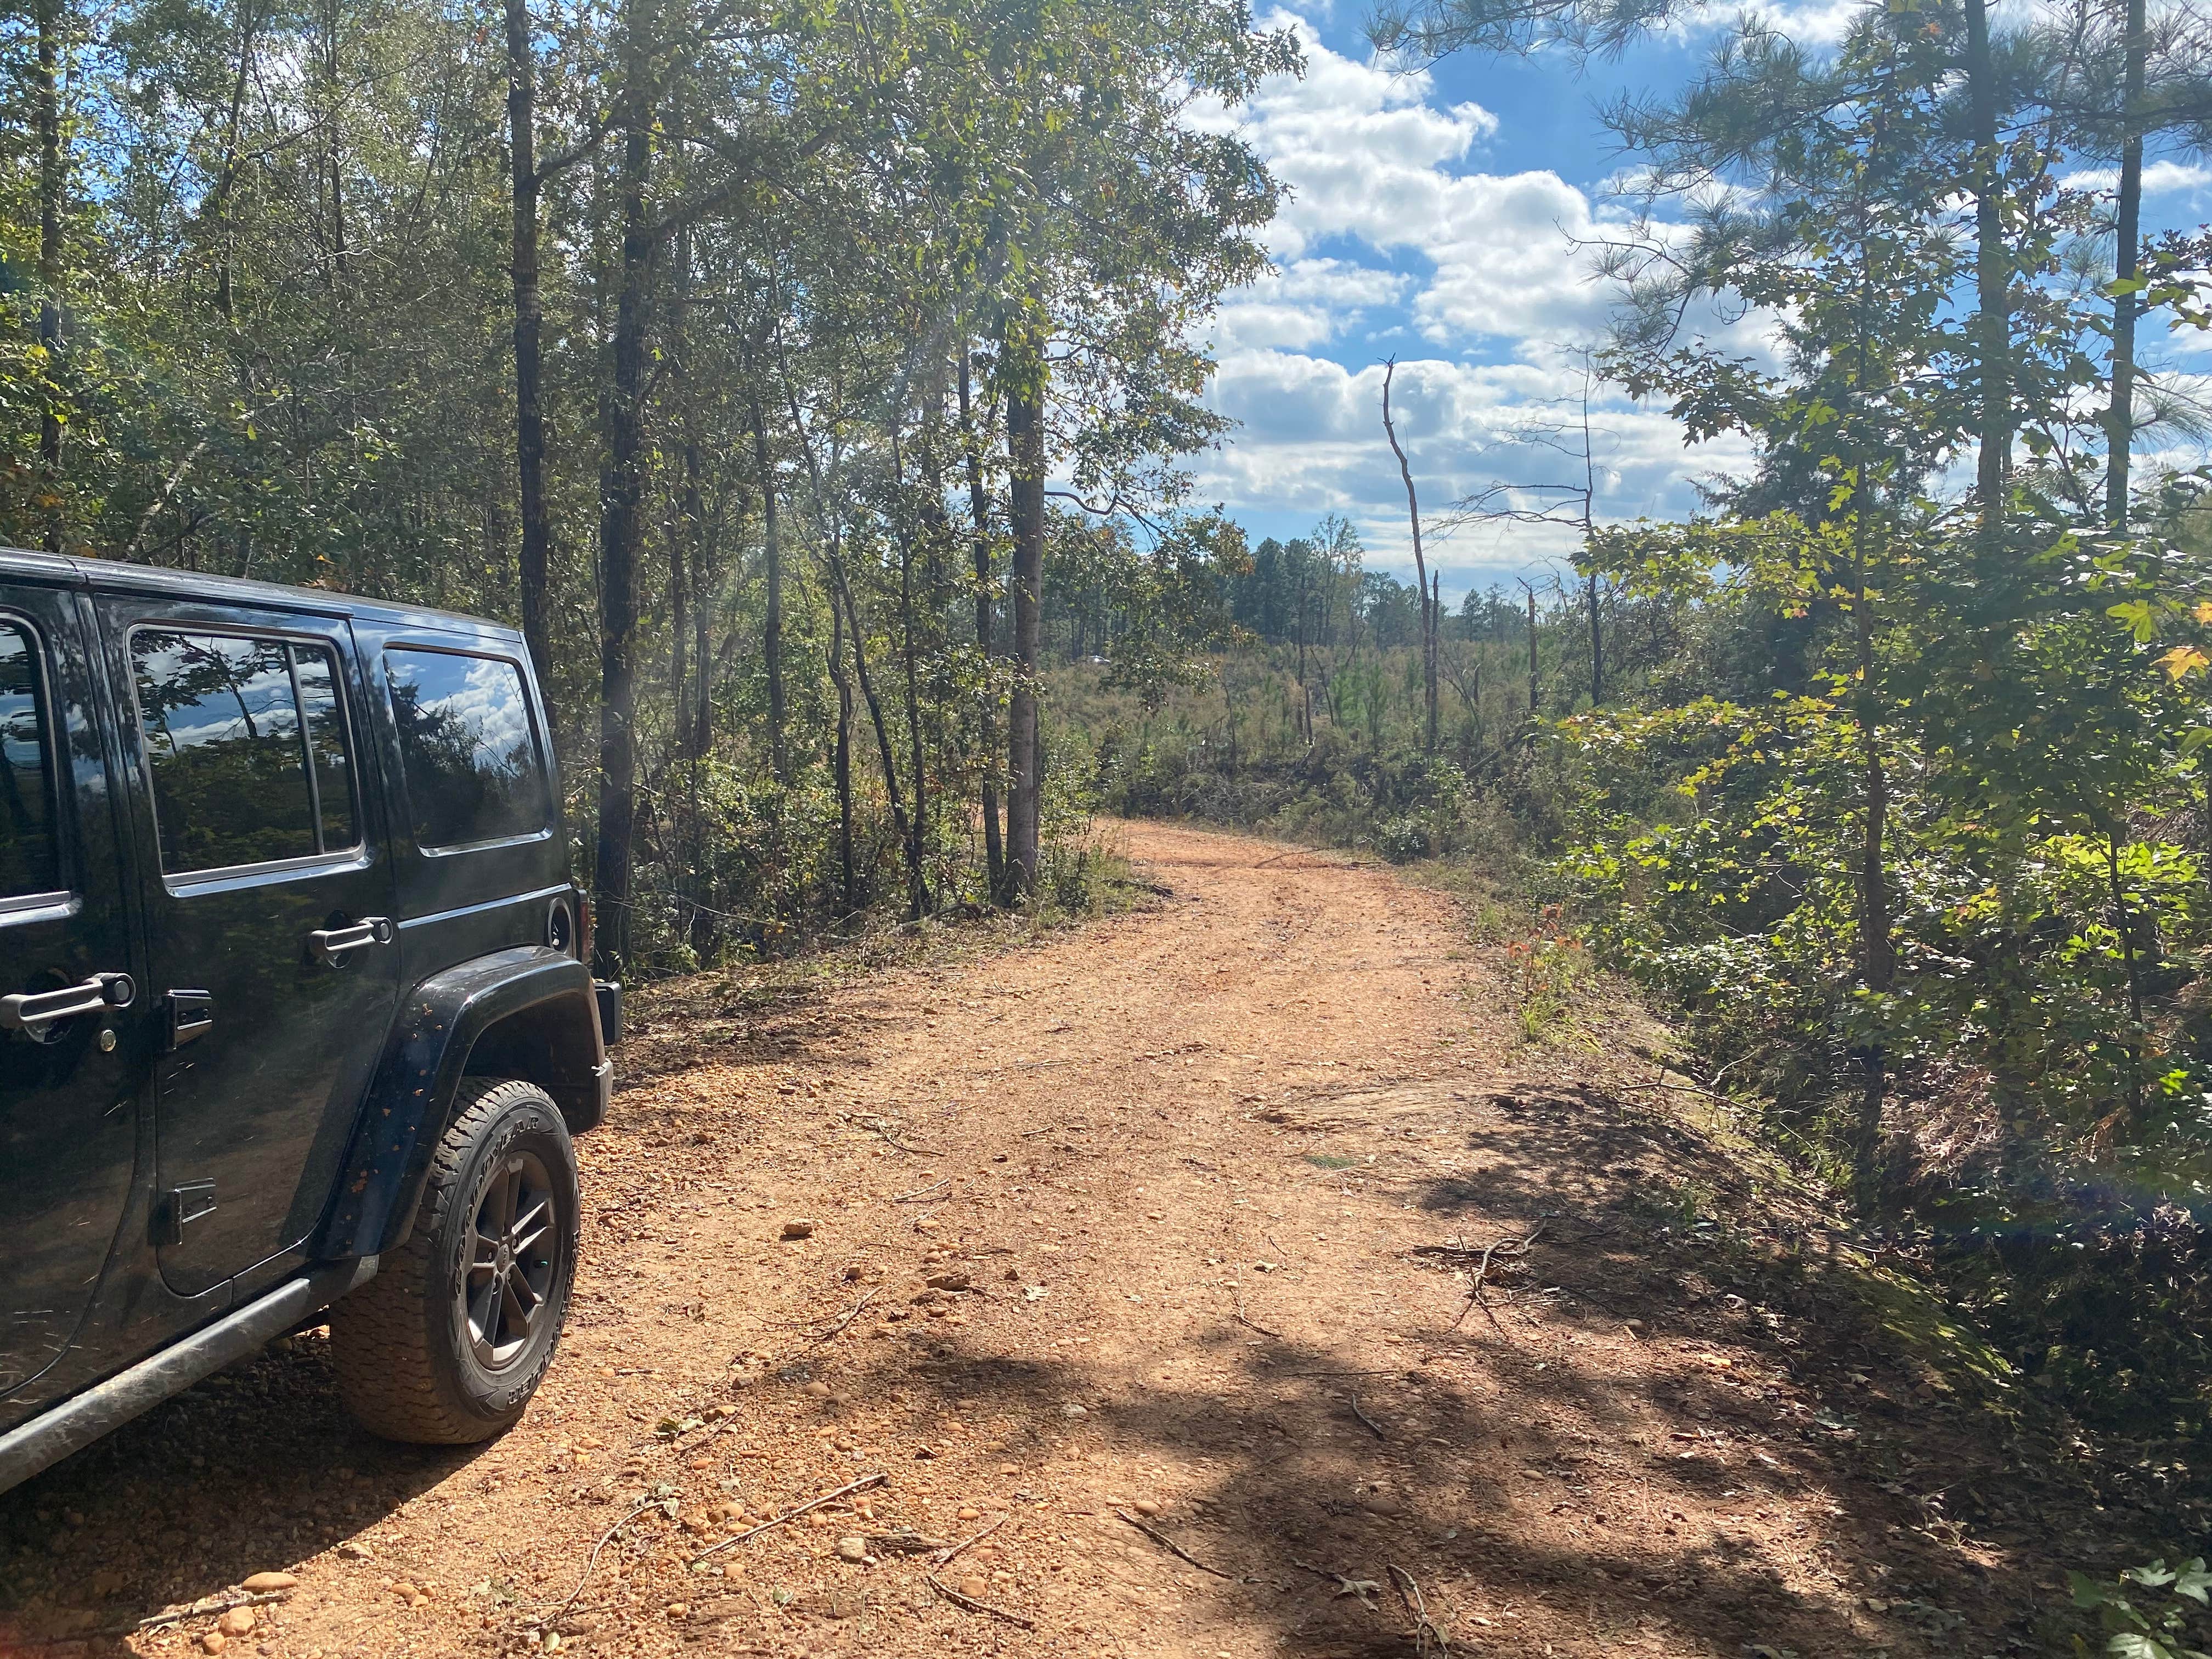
[501,1269,535,1340]
[459,1142,562,1371]
[469,1271,501,1352]
[507,1197,552,1260]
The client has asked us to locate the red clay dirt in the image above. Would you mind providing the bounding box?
[0,822,2097,1657]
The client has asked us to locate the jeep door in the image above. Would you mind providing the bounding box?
[100,597,401,1297]
[0,577,146,1403]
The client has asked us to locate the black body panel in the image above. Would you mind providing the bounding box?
[0,547,611,1488]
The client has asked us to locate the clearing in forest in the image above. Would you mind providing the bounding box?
[1,822,2117,1656]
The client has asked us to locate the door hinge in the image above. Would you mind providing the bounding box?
[165,989,213,1052]
[153,1182,217,1248]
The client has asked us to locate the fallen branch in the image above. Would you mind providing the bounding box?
[1350,1395,1390,1442]
[864,1119,933,1155]
[935,1512,1008,1567]
[1388,1564,1449,1656]
[1231,1288,1282,1339]
[135,1590,292,1632]
[1618,1080,1725,1101]
[687,1471,889,1564]
[1116,1508,1231,1579]
[548,1498,660,1623]
[892,1177,950,1203]
[1448,1221,1546,1336]
[1294,1560,1383,1609]
[926,1572,1036,1628]
[868,1530,953,1554]
[809,1288,878,1345]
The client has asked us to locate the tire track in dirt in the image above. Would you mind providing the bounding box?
[0,822,2062,1658]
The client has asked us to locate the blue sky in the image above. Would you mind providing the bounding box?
[1190,2,2212,605]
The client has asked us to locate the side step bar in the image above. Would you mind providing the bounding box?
[0,1255,379,1496]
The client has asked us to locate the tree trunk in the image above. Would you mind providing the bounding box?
[752,392,787,783]
[1522,580,1539,726]
[36,0,63,554]
[2106,832,2148,1124]
[2106,0,2148,531]
[1381,361,1438,751]
[1961,0,2008,558]
[505,0,553,689]
[896,519,932,917]
[834,558,928,921]
[690,490,715,760]
[323,0,346,289]
[1587,573,1603,703]
[1852,574,1894,1210]
[1002,329,1046,904]
[591,0,654,981]
[668,220,701,759]
[209,0,259,323]
[827,582,856,918]
[958,345,1006,895]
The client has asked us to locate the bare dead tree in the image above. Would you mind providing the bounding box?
[1440,347,1613,707]
[1381,359,1440,751]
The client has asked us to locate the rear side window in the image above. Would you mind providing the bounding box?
[0,620,60,900]
[385,648,547,850]
[132,630,359,874]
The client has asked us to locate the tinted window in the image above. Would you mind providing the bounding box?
[386,649,546,849]
[294,648,358,851]
[0,621,60,899]
[133,631,358,874]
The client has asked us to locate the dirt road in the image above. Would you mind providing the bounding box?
[2,823,2083,1657]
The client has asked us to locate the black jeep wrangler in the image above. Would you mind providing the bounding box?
[0,549,617,1494]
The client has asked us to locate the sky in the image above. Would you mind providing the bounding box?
[1188,2,2212,606]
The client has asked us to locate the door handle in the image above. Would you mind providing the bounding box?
[308,916,394,967]
[1,972,136,1035]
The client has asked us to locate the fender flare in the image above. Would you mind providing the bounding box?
[313,946,602,1260]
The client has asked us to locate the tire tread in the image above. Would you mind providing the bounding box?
[331,1077,572,1443]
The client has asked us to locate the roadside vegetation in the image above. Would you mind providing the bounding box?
[15,0,2212,1641]
[1050,0,2212,1600]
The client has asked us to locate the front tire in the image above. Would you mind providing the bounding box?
[331,1078,579,1443]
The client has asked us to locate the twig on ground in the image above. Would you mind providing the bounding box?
[892,1177,950,1203]
[548,1498,659,1623]
[1231,1288,1282,1338]
[687,1471,889,1564]
[926,1572,1036,1628]
[1116,1508,1232,1578]
[1388,1564,1449,1655]
[864,1119,933,1155]
[1350,1395,1390,1441]
[868,1530,953,1554]
[926,1519,1035,1629]
[1277,1367,1413,1378]
[934,1513,1009,1567]
[809,1288,878,1344]
[1293,1560,1383,1608]
[1619,1080,1725,1101]
[1448,1221,1547,1336]
[1020,1122,1085,1137]
[136,1591,292,1632]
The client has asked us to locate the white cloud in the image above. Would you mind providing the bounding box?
[1207,14,1610,346]
[1188,10,1768,587]
[1196,347,1757,580]
[2062,160,2212,196]
[1214,257,1411,350]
